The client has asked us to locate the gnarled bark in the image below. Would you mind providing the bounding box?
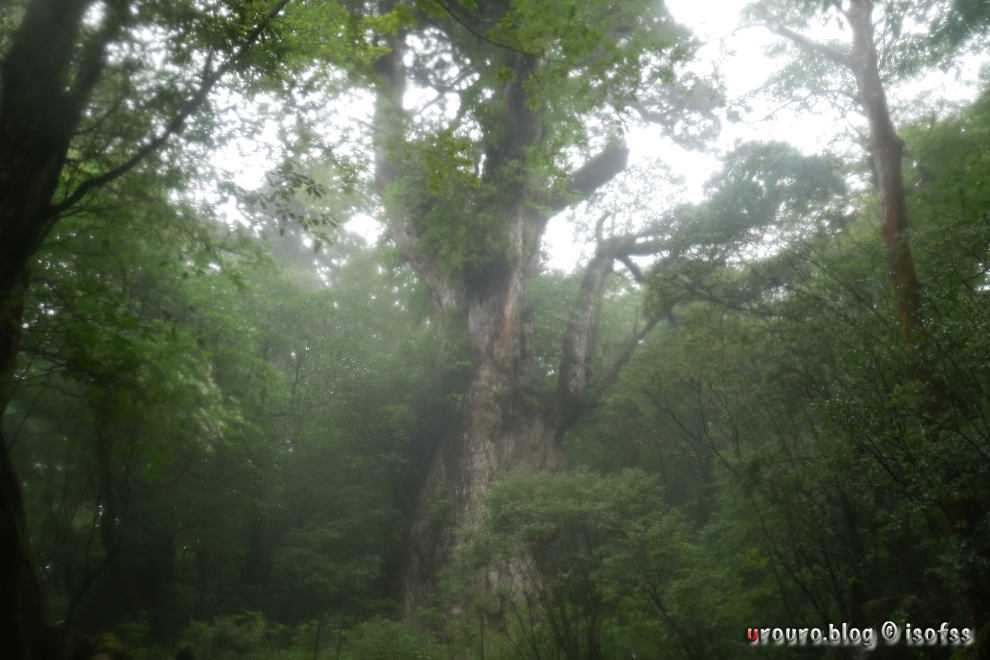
[371,3,658,614]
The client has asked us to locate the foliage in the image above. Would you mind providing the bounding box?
[6,173,444,645]
[445,468,712,659]
[645,141,847,316]
[180,611,269,660]
[3,0,990,658]
[337,617,443,660]
[375,0,717,276]
[570,90,990,657]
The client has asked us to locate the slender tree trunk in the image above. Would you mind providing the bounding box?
[844,2,988,647]
[762,0,988,641]
[758,0,928,358]
[845,0,925,352]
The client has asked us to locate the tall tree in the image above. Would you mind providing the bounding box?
[750,0,988,392]
[0,2,293,657]
[368,0,717,613]
[750,0,990,639]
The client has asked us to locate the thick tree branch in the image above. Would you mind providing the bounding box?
[617,254,645,283]
[548,144,629,213]
[392,212,465,310]
[557,232,660,418]
[373,1,465,311]
[68,0,130,112]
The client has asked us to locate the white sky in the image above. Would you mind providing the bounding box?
[211,0,988,273]
[541,0,828,270]
[539,0,989,271]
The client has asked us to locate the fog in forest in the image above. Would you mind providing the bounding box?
[1,1,990,658]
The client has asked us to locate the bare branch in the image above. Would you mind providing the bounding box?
[593,313,663,395]
[593,212,608,244]
[753,1,853,70]
[563,311,665,428]
[557,249,613,413]
[630,102,673,125]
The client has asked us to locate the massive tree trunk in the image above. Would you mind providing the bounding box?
[401,248,565,613]
[376,42,570,610]
[371,4,656,614]
[0,432,62,660]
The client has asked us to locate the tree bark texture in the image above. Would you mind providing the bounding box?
[844,0,925,351]
[371,4,646,615]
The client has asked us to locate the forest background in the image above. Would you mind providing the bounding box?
[2,0,990,658]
